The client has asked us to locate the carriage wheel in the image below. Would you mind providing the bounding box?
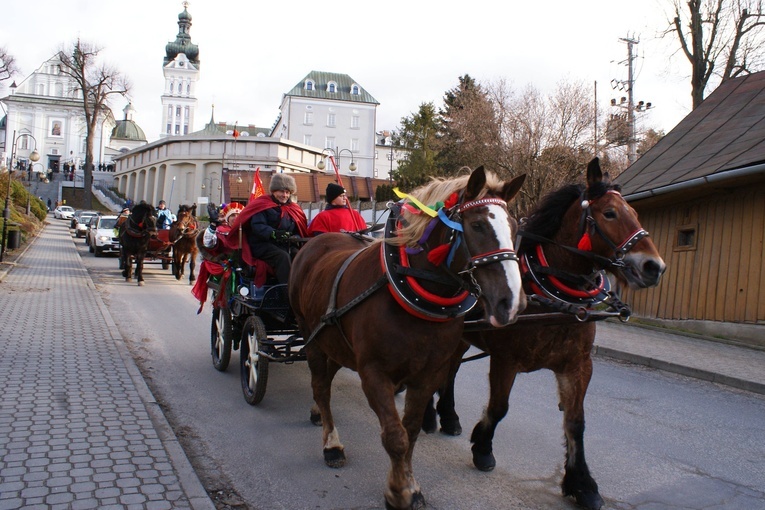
[210,305,233,371]
[240,315,269,405]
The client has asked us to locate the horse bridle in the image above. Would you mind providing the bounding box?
[427,196,519,296]
[578,190,649,268]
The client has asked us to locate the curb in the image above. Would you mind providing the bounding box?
[592,345,765,395]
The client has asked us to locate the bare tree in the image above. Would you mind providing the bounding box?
[0,46,19,86]
[57,39,130,208]
[670,0,765,108]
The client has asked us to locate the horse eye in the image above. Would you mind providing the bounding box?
[603,210,617,220]
[471,222,484,232]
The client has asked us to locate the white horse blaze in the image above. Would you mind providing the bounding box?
[486,204,523,320]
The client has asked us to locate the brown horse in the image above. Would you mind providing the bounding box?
[289,167,526,509]
[425,158,666,509]
[169,204,200,284]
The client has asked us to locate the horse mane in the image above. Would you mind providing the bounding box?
[391,170,505,248]
[522,179,614,244]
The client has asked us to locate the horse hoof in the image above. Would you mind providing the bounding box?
[138,281,145,287]
[323,447,345,468]
[126,278,132,283]
[471,447,496,472]
[439,419,462,436]
[384,492,425,510]
[310,410,322,426]
[573,491,604,510]
[122,270,128,277]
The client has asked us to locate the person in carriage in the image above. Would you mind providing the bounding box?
[156,200,176,230]
[308,182,366,236]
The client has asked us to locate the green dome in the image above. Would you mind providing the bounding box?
[111,120,147,142]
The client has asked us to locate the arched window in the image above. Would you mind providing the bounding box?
[305,80,314,91]
[351,85,360,95]
[327,81,337,93]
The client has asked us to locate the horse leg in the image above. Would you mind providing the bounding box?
[123,253,133,282]
[136,255,145,286]
[557,357,603,510]
[436,341,469,435]
[188,251,196,284]
[306,346,345,467]
[360,369,425,510]
[423,341,467,435]
[470,355,518,472]
[173,251,182,280]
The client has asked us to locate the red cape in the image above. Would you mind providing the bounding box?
[220,194,308,266]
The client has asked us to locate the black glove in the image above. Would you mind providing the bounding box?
[207,203,220,226]
[271,229,291,241]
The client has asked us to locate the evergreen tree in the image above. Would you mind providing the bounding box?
[392,103,442,191]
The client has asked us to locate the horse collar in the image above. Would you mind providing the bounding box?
[521,243,611,307]
[382,203,477,322]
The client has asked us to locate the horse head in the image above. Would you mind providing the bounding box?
[394,167,526,327]
[576,157,665,288]
[131,203,158,238]
[170,204,199,241]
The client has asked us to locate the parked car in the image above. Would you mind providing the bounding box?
[87,215,120,257]
[74,212,97,238]
[70,210,98,229]
[53,205,75,220]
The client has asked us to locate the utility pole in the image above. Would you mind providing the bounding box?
[610,36,652,165]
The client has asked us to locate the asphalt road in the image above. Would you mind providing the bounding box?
[76,234,765,510]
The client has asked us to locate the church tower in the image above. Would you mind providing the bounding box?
[160,2,200,138]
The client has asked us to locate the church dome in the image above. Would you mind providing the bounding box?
[111,120,147,142]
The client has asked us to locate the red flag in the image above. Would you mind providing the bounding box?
[250,168,266,202]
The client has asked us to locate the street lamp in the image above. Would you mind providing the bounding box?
[317,148,357,174]
[2,130,40,262]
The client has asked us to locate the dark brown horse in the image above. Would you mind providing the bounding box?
[289,167,527,509]
[119,202,158,286]
[425,158,666,509]
[169,204,200,284]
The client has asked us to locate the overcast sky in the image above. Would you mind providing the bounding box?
[2,0,691,144]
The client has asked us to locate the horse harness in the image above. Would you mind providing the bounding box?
[512,189,649,323]
[123,214,155,239]
[305,197,518,349]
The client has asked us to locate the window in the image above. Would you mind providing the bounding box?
[350,139,359,152]
[184,106,190,119]
[186,83,190,95]
[303,135,312,146]
[675,224,697,251]
[325,137,335,151]
[351,85,360,95]
[176,107,181,118]
[327,113,336,127]
[328,82,337,93]
[167,106,173,118]
[305,80,314,91]
[304,112,313,125]
[175,124,180,135]
[351,115,359,129]
[167,124,172,134]
[170,82,174,94]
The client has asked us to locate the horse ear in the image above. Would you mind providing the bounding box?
[501,173,526,202]
[586,157,602,188]
[465,166,487,200]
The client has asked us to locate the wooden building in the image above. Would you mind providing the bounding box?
[614,71,765,343]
